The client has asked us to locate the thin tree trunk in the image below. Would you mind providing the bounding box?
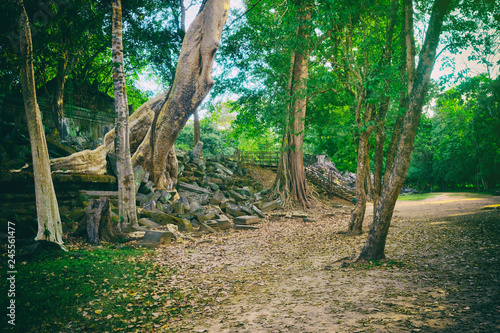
[384,104,404,184]
[193,109,201,146]
[272,0,312,208]
[372,4,396,207]
[365,153,373,202]
[347,99,375,235]
[17,0,64,245]
[347,128,372,235]
[404,0,416,95]
[52,55,67,139]
[383,2,412,184]
[373,100,389,207]
[358,0,452,261]
[112,0,138,228]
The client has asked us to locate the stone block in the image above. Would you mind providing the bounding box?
[199,222,217,233]
[138,218,161,229]
[189,201,206,214]
[234,215,261,225]
[261,199,284,212]
[141,230,172,245]
[178,182,212,195]
[228,189,248,202]
[138,180,154,195]
[178,219,194,233]
[217,219,231,230]
[137,208,181,225]
[251,205,266,218]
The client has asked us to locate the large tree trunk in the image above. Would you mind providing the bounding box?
[112,0,138,229]
[18,0,64,246]
[131,0,229,189]
[358,0,452,261]
[272,0,312,208]
[50,0,230,190]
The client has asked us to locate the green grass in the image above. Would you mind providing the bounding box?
[397,193,438,201]
[350,259,407,270]
[0,245,190,332]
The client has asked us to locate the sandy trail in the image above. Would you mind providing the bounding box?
[157,193,500,333]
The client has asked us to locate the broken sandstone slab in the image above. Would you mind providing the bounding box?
[138,218,161,229]
[178,182,212,195]
[141,230,173,245]
[234,215,261,225]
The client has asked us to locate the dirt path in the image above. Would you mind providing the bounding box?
[155,193,500,332]
[366,192,500,221]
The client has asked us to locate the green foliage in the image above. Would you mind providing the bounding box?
[176,121,236,157]
[407,74,500,191]
[0,0,181,99]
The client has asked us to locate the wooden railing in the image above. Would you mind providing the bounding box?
[234,150,281,167]
[235,150,317,167]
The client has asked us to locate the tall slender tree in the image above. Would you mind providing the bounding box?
[358,0,452,260]
[17,0,64,245]
[112,0,138,229]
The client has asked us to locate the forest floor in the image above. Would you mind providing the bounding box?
[155,192,500,333]
[4,192,499,332]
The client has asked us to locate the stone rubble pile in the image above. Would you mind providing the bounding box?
[125,144,283,243]
[305,159,356,202]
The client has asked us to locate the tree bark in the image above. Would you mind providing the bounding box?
[51,46,78,140]
[112,0,138,229]
[347,101,375,235]
[384,2,413,185]
[347,129,372,235]
[372,108,386,207]
[84,198,122,244]
[193,109,201,147]
[17,0,64,246]
[358,0,452,261]
[131,0,229,190]
[272,0,313,208]
[51,55,67,139]
[50,0,230,190]
[372,4,396,207]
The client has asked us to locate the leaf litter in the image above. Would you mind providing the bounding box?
[150,194,500,332]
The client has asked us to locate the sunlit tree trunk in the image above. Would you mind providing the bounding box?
[112,0,138,228]
[17,0,64,245]
[358,0,452,260]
